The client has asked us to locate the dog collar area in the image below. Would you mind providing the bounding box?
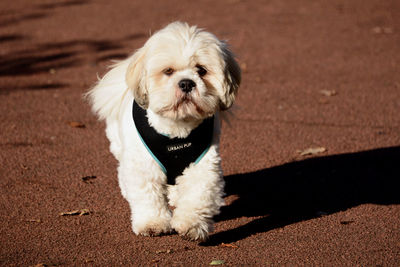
[132,101,214,185]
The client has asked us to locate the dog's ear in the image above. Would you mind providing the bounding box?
[220,44,241,110]
[126,47,148,109]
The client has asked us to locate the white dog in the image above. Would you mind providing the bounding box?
[87,22,240,241]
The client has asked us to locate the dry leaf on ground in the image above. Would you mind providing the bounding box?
[82,175,97,183]
[298,147,327,156]
[155,249,173,254]
[68,121,86,128]
[320,90,337,96]
[59,209,90,216]
[210,260,225,265]
[220,243,238,248]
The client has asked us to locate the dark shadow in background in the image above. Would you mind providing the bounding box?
[0,34,145,93]
[0,51,79,77]
[0,83,69,95]
[0,13,48,28]
[0,33,146,94]
[203,146,400,245]
[0,0,145,80]
[0,34,28,43]
[0,36,146,78]
[0,0,147,93]
[0,0,90,28]
[37,0,90,10]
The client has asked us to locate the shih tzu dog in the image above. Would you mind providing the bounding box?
[87,22,241,241]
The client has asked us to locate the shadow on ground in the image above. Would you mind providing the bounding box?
[0,0,146,80]
[203,146,400,245]
[0,36,146,77]
[0,0,89,28]
[0,33,146,94]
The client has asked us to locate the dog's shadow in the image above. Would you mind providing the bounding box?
[202,146,400,246]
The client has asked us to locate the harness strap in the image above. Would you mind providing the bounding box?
[132,101,214,185]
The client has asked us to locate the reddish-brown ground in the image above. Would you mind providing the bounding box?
[1,0,399,266]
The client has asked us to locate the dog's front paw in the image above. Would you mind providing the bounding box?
[132,212,172,237]
[171,211,213,241]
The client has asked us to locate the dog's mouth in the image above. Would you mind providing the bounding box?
[175,94,195,108]
[174,95,206,115]
[156,94,207,120]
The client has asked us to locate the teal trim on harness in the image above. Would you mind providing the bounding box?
[194,144,211,164]
[136,128,167,174]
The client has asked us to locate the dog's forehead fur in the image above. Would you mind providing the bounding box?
[144,22,225,73]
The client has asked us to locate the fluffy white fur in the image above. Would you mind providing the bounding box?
[87,22,240,241]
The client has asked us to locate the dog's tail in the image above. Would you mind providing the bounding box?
[85,58,131,121]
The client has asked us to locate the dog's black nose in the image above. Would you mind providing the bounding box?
[178,79,196,93]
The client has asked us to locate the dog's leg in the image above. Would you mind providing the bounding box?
[119,156,172,236]
[169,146,225,241]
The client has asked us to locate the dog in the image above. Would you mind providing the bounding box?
[87,22,240,241]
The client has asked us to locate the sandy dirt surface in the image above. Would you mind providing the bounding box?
[1,0,399,265]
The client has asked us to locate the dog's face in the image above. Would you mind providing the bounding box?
[126,22,241,121]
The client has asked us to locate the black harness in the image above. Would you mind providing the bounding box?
[132,101,214,185]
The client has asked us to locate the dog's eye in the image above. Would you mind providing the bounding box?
[196,65,207,77]
[163,68,174,76]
